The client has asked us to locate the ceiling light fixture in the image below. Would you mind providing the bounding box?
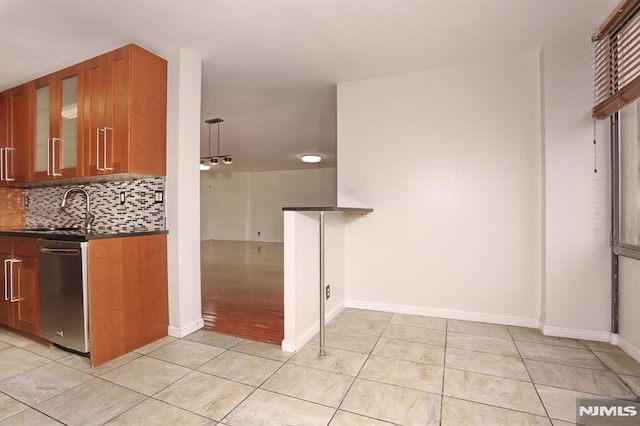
[199,159,211,171]
[200,118,233,170]
[301,154,322,163]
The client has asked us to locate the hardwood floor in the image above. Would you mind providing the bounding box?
[201,240,284,344]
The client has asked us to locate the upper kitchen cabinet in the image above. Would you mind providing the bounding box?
[0,85,32,184]
[0,43,166,185]
[84,44,167,176]
[33,65,83,180]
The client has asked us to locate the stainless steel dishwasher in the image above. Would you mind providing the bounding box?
[38,239,89,353]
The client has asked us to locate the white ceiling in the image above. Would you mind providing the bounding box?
[0,0,618,171]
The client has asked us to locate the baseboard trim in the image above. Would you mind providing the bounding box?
[618,336,640,363]
[200,237,283,244]
[540,323,612,343]
[168,318,204,338]
[281,339,297,353]
[344,299,540,328]
[281,301,345,353]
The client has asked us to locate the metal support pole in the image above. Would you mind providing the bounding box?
[318,211,328,357]
[612,253,619,334]
[611,114,619,335]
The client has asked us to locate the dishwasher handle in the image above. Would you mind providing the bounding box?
[39,247,82,256]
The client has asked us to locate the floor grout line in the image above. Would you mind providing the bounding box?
[439,318,448,426]
[3,313,640,424]
[513,333,554,424]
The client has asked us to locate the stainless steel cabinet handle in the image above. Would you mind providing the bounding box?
[51,137,62,177]
[0,148,4,181]
[3,259,9,301]
[4,147,15,182]
[103,127,113,171]
[9,259,20,302]
[103,127,109,171]
[96,127,114,172]
[47,138,51,176]
[59,138,63,174]
[96,128,101,171]
[96,128,114,171]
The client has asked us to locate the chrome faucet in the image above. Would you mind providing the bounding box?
[60,187,94,231]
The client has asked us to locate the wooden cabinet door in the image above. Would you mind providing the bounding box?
[33,65,83,181]
[15,255,39,336]
[128,44,167,176]
[13,237,39,336]
[0,91,9,184]
[0,250,16,328]
[7,84,32,183]
[85,46,129,176]
[0,91,7,150]
[84,44,166,177]
[106,46,131,174]
[84,54,107,176]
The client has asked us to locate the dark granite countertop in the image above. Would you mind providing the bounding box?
[0,226,168,242]
[282,206,373,213]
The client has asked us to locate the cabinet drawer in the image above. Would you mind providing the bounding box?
[12,237,38,257]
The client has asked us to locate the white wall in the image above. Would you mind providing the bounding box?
[165,48,204,337]
[618,257,640,361]
[201,168,336,242]
[200,172,250,241]
[283,210,345,351]
[337,54,542,325]
[539,37,611,339]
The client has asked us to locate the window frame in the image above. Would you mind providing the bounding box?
[611,108,640,260]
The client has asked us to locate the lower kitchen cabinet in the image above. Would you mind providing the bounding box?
[88,233,168,367]
[13,238,40,335]
[0,233,167,366]
[0,237,40,336]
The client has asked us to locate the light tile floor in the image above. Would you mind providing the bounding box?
[0,309,638,425]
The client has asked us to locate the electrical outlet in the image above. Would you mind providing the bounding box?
[325,284,330,300]
[119,192,126,204]
[154,190,164,203]
[258,231,261,236]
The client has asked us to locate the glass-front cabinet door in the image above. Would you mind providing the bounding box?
[35,83,50,176]
[33,66,82,180]
[60,75,78,171]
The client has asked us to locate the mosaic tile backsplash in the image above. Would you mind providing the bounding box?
[25,177,166,231]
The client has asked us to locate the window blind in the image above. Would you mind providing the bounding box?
[593,0,640,119]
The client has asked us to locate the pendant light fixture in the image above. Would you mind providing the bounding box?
[200,118,233,170]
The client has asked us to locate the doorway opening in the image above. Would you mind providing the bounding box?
[201,239,283,344]
[200,168,336,345]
